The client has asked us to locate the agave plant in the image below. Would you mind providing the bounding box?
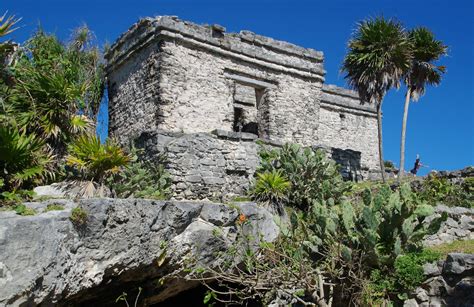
[0,125,54,193]
[0,12,21,38]
[66,134,131,183]
[251,170,291,203]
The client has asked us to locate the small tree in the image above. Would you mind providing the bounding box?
[1,26,105,156]
[342,17,412,182]
[398,28,447,179]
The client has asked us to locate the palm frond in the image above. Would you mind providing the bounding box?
[66,134,131,182]
[342,16,412,104]
[406,27,447,101]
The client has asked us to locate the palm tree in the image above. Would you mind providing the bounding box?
[342,17,411,182]
[398,28,447,179]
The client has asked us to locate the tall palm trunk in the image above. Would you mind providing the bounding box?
[399,87,412,180]
[376,101,386,182]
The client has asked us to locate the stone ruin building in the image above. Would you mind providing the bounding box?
[105,16,379,200]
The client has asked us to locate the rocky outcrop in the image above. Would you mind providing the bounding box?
[423,205,474,247]
[430,166,474,185]
[405,253,474,307]
[0,199,279,306]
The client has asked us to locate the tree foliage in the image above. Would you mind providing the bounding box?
[398,28,447,178]
[1,26,105,154]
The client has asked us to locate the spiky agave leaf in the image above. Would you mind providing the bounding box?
[0,12,21,38]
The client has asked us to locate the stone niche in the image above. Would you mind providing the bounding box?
[229,72,275,139]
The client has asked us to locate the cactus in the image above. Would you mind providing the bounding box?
[257,143,350,210]
[300,183,446,269]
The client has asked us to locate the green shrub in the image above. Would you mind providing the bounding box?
[310,184,446,268]
[106,150,171,199]
[394,250,440,292]
[66,134,131,183]
[70,207,87,225]
[384,160,396,169]
[0,125,54,194]
[419,174,473,208]
[44,203,64,212]
[183,183,446,306]
[363,269,396,305]
[0,189,35,206]
[250,170,291,204]
[258,143,349,210]
[14,204,36,216]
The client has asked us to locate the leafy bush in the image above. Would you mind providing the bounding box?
[258,144,349,210]
[66,134,131,183]
[310,184,446,268]
[384,160,396,169]
[394,250,439,292]
[0,125,54,194]
[70,207,87,225]
[419,174,473,208]
[250,170,291,204]
[183,183,445,305]
[14,204,36,216]
[1,27,105,154]
[106,150,171,200]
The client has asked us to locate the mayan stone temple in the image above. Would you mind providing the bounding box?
[105,16,379,200]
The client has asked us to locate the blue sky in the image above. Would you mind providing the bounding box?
[4,0,474,174]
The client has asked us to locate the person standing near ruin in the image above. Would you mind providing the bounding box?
[410,154,423,175]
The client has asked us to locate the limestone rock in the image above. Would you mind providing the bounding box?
[406,253,474,307]
[0,199,279,306]
[33,181,113,199]
[443,253,474,276]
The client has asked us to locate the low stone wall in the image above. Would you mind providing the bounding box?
[423,205,474,247]
[136,130,373,200]
[136,130,259,201]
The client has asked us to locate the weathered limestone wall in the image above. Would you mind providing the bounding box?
[157,41,323,145]
[319,85,379,173]
[108,43,162,144]
[137,130,259,200]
